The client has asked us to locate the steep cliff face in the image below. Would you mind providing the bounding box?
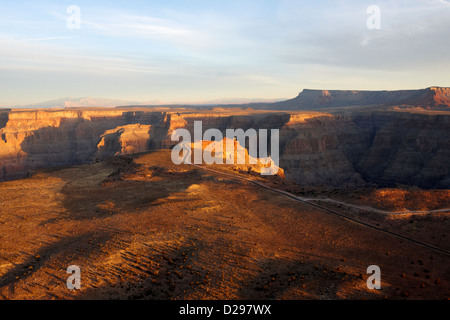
[353,112,450,188]
[0,111,161,180]
[0,112,8,130]
[0,108,449,188]
[280,114,368,187]
[148,113,188,149]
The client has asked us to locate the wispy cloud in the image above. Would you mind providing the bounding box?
[47,7,207,50]
[0,33,172,75]
[20,36,75,42]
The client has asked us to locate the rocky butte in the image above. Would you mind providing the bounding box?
[0,87,449,188]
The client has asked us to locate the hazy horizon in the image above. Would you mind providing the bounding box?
[3,85,450,109]
[1,0,450,106]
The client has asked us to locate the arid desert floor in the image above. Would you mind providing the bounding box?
[0,150,448,300]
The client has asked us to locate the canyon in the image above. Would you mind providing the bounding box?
[1,88,449,301]
[1,87,449,188]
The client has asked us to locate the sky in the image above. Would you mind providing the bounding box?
[0,0,449,106]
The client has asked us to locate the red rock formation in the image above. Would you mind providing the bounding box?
[96,124,152,159]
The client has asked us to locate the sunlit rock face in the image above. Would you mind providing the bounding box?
[96,124,152,159]
[176,138,285,177]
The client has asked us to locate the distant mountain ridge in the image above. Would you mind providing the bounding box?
[13,97,153,109]
[12,97,281,110]
[269,87,450,110]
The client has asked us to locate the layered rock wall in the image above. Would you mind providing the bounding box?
[0,109,449,188]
